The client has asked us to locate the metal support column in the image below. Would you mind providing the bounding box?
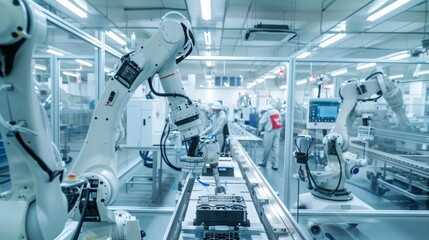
[51,56,60,146]
[282,58,296,208]
[334,77,341,98]
[95,31,106,101]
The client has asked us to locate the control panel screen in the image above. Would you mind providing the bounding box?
[306,98,341,129]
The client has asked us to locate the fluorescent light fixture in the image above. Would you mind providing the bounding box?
[247,82,257,88]
[389,74,404,79]
[206,61,213,67]
[105,31,127,46]
[75,59,93,67]
[319,33,347,48]
[264,74,276,79]
[206,51,212,57]
[131,32,136,49]
[416,70,429,76]
[296,51,311,59]
[387,52,410,60]
[104,67,112,73]
[256,78,265,83]
[367,0,410,22]
[63,71,79,78]
[331,68,348,76]
[200,84,204,87]
[47,49,64,56]
[247,83,256,89]
[34,64,47,71]
[296,79,307,85]
[280,84,287,89]
[204,31,212,45]
[200,0,211,20]
[356,62,377,70]
[56,0,88,18]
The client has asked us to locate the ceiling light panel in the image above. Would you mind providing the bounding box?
[367,0,410,22]
[204,31,212,45]
[331,68,348,76]
[105,31,127,46]
[63,71,79,77]
[319,33,347,48]
[75,59,93,67]
[356,63,376,70]
[389,74,404,79]
[387,52,410,60]
[417,70,429,76]
[200,0,211,20]
[56,0,87,18]
[47,49,64,56]
[296,51,311,59]
[34,64,47,71]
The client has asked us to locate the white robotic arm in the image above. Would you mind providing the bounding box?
[65,11,223,238]
[0,1,67,239]
[0,2,221,238]
[296,72,408,201]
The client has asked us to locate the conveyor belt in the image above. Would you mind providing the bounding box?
[164,137,307,240]
[349,143,429,179]
[374,128,429,146]
[229,123,262,142]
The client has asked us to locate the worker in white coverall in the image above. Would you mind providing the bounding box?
[258,104,283,170]
[202,101,229,153]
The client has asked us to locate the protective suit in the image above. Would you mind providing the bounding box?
[258,105,282,169]
[202,102,228,152]
[198,100,210,129]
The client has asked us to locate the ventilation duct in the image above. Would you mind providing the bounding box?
[245,23,297,41]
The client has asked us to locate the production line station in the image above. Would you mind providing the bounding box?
[0,0,429,239]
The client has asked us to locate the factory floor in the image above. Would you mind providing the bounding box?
[1,135,428,239]
[111,137,429,240]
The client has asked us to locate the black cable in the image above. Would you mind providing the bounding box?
[71,186,90,240]
[365,71,383,81]
[139,151,153,168]
[15,132,63,182]
[188,136,200,157]
[363,144,366,159]
[147,76,192,104]
[317,83,322,98]
[184,140,189,155]
[163,121,181,170]
[297,173,300,223]
[159,120,181,171]
[331,146,343,195]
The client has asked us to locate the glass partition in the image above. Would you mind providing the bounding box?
[33,57,53,123]
[290,59,429,239]
[58,58,95,163]
[182,58,290,197]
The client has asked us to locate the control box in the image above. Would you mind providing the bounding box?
[306,98,341,129]
[126,98,166,147]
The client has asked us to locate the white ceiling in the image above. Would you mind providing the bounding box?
[37,0,429,87]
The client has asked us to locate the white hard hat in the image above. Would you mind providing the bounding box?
[265,104,273,111]
[211,101,222,110]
